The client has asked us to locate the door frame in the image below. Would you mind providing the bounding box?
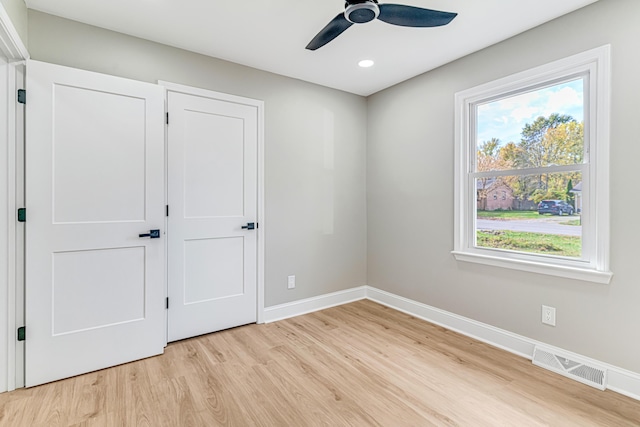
[159,80,265,327]
[0,3,28,393]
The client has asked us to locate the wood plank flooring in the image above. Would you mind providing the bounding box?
[1,300,639,426]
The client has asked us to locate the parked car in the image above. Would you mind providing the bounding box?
[537,200,574,215]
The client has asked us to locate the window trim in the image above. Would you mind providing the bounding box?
[453,45,612,284]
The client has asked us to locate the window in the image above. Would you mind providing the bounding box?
[453,46,612,283]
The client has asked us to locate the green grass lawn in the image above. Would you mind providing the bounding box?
[476,210,540,220]
[477,230,581,257]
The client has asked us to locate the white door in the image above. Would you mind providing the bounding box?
[25,60,166,387]
[166,84,260,342]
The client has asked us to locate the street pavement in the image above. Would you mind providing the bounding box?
[476,217,581,237]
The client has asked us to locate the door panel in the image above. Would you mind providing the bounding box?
[25,60,165,387]
[167,89,258,342]
[52,247,146,335]
[184,111,245,218]
[52,85,147,223]
[184,237,245,304]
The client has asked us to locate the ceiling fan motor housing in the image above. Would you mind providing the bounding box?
[344,1,380,24]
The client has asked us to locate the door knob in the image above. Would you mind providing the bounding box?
[241,222,256,230]
[139,229,160,238]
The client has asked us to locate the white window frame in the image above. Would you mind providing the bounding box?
[453,46,612,284]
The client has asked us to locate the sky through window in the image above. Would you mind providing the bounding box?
[477,79,584,146]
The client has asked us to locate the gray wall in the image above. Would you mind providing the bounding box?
[27,10,368,308]
[1,0,26,45]
[367,0,640,373]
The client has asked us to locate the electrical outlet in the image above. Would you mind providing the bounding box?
[542,305,556,326]
[287,275,296,290]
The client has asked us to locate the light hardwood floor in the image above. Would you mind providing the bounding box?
[1,300,639,426]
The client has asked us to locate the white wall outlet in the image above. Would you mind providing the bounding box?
[287,275,296,290]
[542,305,556,326]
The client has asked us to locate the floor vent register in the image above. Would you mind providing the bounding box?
[533,346,607,390]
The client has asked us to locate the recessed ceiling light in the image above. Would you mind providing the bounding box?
[358,59,374,68]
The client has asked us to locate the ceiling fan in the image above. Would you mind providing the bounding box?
[306,0,457,50]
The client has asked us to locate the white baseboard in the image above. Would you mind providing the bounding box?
[365,286,640,402]
[605,368,640,401]
[263,286,367,323]
[263,285,640,401]
[365,286,535,359]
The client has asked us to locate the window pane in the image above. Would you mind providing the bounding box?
[475,172,582,258]
[476,79,584,172]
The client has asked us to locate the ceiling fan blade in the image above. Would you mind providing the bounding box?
[306,13,353,50]
[377,4,457,27]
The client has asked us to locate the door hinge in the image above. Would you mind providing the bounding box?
[17,89,26,104]
[166,297,169,309]
[166,205,169,217]
[166,112,169,125]
[17,208,26,222]
[17,326,25,341]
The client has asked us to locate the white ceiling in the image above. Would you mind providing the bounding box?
[25,0,599,96]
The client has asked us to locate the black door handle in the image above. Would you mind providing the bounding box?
[139,229,160,238]
[241,222,256,230]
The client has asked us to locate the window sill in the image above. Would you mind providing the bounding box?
[451,251,613,284]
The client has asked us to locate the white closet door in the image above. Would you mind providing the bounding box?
[166,86,259,342]
[25,60,166,387]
